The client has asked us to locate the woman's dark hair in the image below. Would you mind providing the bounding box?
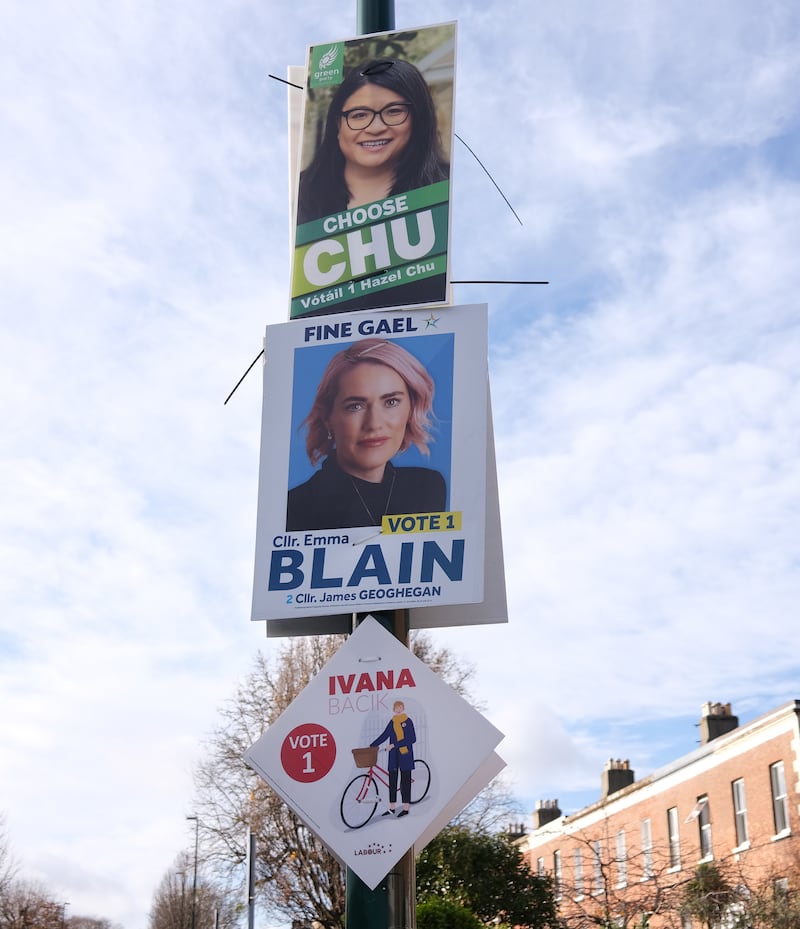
[297,57,449,223]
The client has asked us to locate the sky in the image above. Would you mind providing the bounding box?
[2,0,800,927]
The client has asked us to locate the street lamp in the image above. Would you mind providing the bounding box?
[186,815,199,929]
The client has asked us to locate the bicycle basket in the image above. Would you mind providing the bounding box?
[352,747,378,768]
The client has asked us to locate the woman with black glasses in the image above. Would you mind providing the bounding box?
[297,58,449,225]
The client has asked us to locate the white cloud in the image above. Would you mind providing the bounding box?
[2,1,800,926]
[467,177,800,797]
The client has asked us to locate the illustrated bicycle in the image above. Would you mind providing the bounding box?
[340,746,431,829]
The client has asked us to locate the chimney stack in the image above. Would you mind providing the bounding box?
[532,799,562,830]
[601,758,635,799]
[505,821,527,840]
[699,702,738,744]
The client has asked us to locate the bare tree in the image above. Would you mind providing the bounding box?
[148,853,193,929]
[148,852,235,929]
[704,850,800,929]
[0,823,57,929]
[0,817,121,929]
[450,775,522,834]
[194,637,347,929]
[408,631,476,701]
[0,879,63,929]
[732,879,800,929]
[67,918,123,929]
[0,815,18,902]
[552,829,687,929]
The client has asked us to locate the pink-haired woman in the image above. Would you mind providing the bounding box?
[287,338,446,531]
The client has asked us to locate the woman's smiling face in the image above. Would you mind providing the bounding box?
[337,84,413,173]
[326,362,411,482]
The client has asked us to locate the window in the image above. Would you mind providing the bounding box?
[732,778,749,847]
[574,847,584,897]
[667,806,681,869]
[697,795,713,859]
[592,839,604,895]
[770,761,790,834]
[641,819,653,879]
[536,857,544,877]
[616,829,627,887]
[553,850,562,899]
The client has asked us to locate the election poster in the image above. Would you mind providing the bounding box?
[251,304,488,623]
[290,22,456,318]
[244,617,504,889]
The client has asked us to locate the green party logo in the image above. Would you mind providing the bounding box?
[309,43,344,88]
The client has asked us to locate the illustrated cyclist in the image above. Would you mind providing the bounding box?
[370,699,416,818]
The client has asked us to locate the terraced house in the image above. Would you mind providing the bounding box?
[518,700,800,928]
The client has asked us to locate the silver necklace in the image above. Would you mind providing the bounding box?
[350,470,397,525]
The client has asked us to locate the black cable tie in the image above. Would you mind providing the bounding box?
[224,348,264,406]
[455,133,523,227]
[267,73,304,90]
[361,61,394,76]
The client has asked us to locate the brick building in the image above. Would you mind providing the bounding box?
[518,700,800,927]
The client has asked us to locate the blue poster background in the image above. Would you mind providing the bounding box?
[287,333,455,509]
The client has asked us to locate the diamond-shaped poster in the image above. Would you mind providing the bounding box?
[244,616,504,888]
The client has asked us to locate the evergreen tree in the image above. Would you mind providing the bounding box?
[417,825,558,928]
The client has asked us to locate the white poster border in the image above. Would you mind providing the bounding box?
[251,304,489,623]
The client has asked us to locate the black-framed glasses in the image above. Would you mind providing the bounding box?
[340,102,412,131]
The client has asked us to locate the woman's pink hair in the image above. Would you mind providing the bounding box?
[303,338,436,466]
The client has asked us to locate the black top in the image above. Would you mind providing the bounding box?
[286,457,446,531]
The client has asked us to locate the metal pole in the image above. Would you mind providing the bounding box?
[186,816,199,929]
[357,0,395,34]
[247,829,257,929]
[346,613,415,929]
[349,3,412,926]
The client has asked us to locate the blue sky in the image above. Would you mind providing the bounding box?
[2,1,800,927]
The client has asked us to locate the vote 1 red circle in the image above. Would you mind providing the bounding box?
[280,723,336,783]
